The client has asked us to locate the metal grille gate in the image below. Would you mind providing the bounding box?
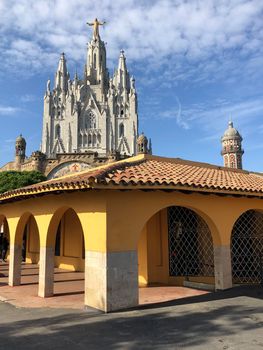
[167,206,214,277]
[231,210,263,284]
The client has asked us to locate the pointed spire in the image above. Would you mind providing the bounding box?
[55,52,69,92]
[114,50,130,92]
[118,50,127,71]
[74,68,78,81]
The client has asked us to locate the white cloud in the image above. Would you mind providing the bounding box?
[0,105,20,115]
[149,96,263,138]
[0,0,262,82]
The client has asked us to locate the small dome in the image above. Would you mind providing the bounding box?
[137,132,148,143]
[222,121,242,140]
[16,134,26,143]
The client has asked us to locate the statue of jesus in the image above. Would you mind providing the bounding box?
[87,18,106,38]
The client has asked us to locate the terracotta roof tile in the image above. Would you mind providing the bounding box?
[1,154,263,202]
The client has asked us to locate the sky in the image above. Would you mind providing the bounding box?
[1,0,263,171]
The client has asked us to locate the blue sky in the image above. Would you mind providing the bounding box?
[1,0,263,171]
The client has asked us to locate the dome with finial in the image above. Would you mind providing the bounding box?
[137,132,148,143]
[16,134,26,144]
[137,132,149,154]
[222,121,242,141]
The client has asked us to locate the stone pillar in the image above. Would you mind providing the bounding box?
[38,246,54,297]
[214,245,232,290]
[85,250,138,312]
[8,244,22,286]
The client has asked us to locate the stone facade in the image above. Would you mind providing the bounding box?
[0,21,148,179]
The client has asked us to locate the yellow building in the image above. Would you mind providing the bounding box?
[1,154,263,312]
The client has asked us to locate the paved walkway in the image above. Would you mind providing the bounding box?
[0,286,262,349]
[0,262,208,309]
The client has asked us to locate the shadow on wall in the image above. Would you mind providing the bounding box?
[0,286,262,349]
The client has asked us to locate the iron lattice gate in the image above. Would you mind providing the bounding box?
[231,210,263,284]
[167,206,214,277]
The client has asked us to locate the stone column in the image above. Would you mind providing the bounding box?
[8,244,22,286]
[85,250,138,312]
[214,245,232,290]
[38,246,54,297]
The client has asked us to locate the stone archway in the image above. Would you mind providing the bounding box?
[231,209,263,284]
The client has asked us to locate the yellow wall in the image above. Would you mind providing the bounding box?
[55,208,85,271]
[26,216,40,264]
[1,187,263,278]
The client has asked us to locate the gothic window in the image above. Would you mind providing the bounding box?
[94,53,96,68]
[121,109,124,116]
[83,134,87,146]
[88,134,92,145]
[88,112,96,129]
[97,134,101,144]
[55,125,61,138]
[93,134,96,145]
[119,123,124,137]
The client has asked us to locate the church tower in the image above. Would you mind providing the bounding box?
[221,121,244,169]
[41,18,139,160]
[15,134,26,167]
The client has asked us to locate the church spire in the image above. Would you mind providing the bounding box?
[114,50,130,92]
[55,52,69,92]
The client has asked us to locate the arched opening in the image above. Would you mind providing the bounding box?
[55,124,61,138]
[119,123,124,137]
[92,134,96,146]
[46,207,85,298]
[21,215,40,265]
[231,209,263,284]
[0,217,10,286]
[88,134,92,145]
[138,206,215,305]
[94,53,96,68]
[83,134,87,146]
[10,213,40,288]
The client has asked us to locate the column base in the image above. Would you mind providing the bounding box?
[85,250,138,312]
[8,244,21,286]
[38,246,54,298]
[214,245,233,290]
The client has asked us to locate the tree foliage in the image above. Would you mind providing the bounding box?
[0,171,47,194]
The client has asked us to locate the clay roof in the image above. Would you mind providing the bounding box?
[1,154,263,202]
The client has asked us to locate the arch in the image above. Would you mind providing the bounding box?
[14,213,40,262]
[46,207,85,268]
[92,134,96,145]
[0,215,10,261]
[83,134,87,146]
[119,123,124,137]
[55,124,61,138]
[231,209,263,284]
[136,201,221,247]
[138,205,215,288]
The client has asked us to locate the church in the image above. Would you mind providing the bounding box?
[0,19,151,179]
